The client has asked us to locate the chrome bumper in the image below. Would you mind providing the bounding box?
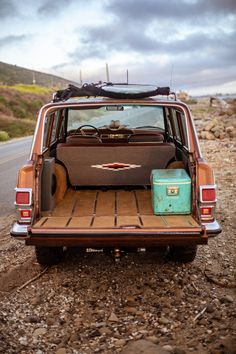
[10,222,29,239]
[203,220,222,237]
[10,220,221,241]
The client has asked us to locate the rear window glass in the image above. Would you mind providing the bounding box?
[67,105,165,131]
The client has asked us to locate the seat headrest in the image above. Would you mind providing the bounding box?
[66,135,101,145]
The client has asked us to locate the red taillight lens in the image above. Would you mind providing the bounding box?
[16,191,30,205]
[20,209,31,218]
[200,206,214,221]
[201,207,212,216]
[201,188,216,202]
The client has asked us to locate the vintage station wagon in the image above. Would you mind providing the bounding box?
[11,83,221,265]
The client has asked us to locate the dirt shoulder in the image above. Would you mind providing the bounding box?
[0,133,235,353]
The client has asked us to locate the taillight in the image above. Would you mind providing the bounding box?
[15,188,32,224]
[199,185,216,222]
[200,185,216,202]
[200,206,214,221]
[18,208,32,224]
[20,209,31,218]
[15,188,32,206]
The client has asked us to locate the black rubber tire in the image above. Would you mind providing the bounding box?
[168,245,197,263]
[146,246,167,254]
[35,246,64,266]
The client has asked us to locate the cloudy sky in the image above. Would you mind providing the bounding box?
[0,0,236,95]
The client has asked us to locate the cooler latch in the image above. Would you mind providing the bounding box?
[167,186,179,196]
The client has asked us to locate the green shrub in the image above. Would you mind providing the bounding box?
[7,121,35,137]
[0,84,52,95]
[0,102,12,115]
[0,117,36,138]
[0,130,9,141]
[0,95,7,105]
[186,98,198,104]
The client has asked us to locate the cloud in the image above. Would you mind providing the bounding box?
[106,0,236,22]
[0,35,29,47]
[66,0,236,91]
[38,0,77,15]
[0,0,235,94]
[71,20,236,65]
[0,0,17,18]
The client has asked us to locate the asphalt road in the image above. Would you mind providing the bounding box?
[0,136,32,217]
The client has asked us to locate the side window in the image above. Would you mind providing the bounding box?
[166,114,173,137]
[177,111,188,148]
[172,109,181,142]
[42,115,51,150]
[58,110,66,140]
[50,111,59,144]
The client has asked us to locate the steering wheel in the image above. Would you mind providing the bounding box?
[74,124,100,136]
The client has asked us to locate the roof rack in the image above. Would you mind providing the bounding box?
[53,82,175,102]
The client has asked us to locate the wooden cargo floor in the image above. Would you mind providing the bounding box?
[34,189,199,229]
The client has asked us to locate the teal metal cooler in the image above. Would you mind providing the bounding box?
[151,169,191,215]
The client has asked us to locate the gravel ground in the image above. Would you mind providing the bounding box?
[0,138,235,354]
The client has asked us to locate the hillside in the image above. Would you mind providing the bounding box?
[0,62,77,141]
[0,84,53,140]
[0,61,73,87]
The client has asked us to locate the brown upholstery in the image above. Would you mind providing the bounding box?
[167,161,185,169]
[56,143,176,186]
[128,133,164,142]
[66,135,101,145]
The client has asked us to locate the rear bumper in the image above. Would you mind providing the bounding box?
[10,219,221,245]
[10,222,29,239]
[203,220,222,237]
[25,228,207,247]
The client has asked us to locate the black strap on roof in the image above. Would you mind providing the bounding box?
[53,83,171,102]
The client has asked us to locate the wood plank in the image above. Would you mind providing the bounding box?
[135,189,153,215]
[117,191,137,215]
[52,189,76,216]
[69,217,92,228]
[96,191,115,216]
[34,189,200,230]
[33,217,48,228]
[92,216,115,228]
[141,215,166,227]
[184,215,199,227]
[44,217,69,228]
[117,216,141,227]
[163,215,199,227]
[73,190,97,216]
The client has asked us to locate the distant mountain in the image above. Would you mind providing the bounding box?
[0,61,74,88]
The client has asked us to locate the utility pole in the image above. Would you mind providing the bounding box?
[32,72,36,85]
[80,70,83,85]
[170,64,174,88]
[126,69,129,84]
[106,63,110,82]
